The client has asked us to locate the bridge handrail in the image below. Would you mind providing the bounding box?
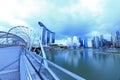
[26,49,85,80]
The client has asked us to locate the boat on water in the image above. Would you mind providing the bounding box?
[0,26,85,80]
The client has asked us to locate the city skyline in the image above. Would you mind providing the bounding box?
[58,30,120,48]
[0,0,120,42]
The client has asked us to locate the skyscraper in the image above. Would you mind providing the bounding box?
[79,38,84,47]
[116,31,120,47]
[93,36,99,48]
[99,35,104,47]
[111,33,116,47]
[84,38,88,48]
[67,37,72,47]
[52,32,55,43]
[72,36,79,49]
[41,27,46,45]
[38,22,55,45]
[47,30,50,44]
[116,31,120,40]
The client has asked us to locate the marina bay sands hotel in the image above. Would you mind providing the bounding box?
[38,22,55,45]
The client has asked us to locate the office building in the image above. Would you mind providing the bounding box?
[72,36,79,49]
[116,31,120,47]
[93,36,99,48]
[99,35,104,47]
[79,38,84,47]
[111,33,116,47]
[84,38,88,48]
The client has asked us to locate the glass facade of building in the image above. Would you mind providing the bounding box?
[41,28,46,45]
[93,36,99,48]
[52,33,55,43]
[84,38,88,48]
[47,30,50,44]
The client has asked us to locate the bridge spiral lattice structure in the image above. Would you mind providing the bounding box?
[0,26,36,49]
[0,24,86,80]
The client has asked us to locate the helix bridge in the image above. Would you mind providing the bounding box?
[0,25,85,80]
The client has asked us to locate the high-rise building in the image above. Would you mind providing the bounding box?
[38,22,55,45]
[52,32,55,43]
[111,33,116,47]
[92,39,94,48]
[72,36,79,49]
[116,31,120,40]
[66,37,72,47]
[93,36,99,48]
[49,32,53,43]
[99,35,104,47]
[79,38,84,47]
[41,27,46,45]
[84,38,88,48]
[47,30,50,44]
[116,31,120,47]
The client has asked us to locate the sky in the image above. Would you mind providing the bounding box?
[0,0,120,42]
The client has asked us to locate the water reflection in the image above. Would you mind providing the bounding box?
[65,50,81,67]
[82,49,89,59]
[46,49,120,80]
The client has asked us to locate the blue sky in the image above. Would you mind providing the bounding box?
[0,0,120,41]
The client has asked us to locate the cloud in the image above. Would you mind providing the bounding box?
[0,26,8,31]
[7,19,29,27]
[0,0,120,41]
[39,0,105,38]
